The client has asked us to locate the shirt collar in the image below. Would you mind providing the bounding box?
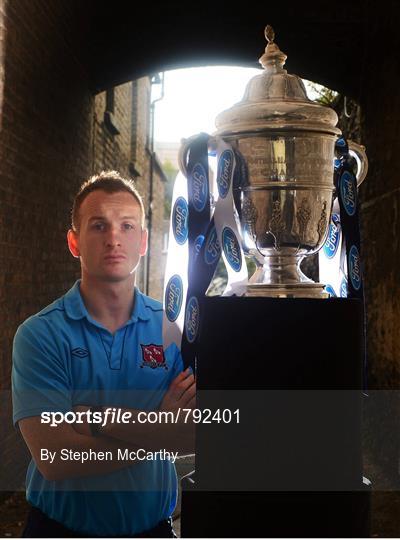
[63,280,150,324]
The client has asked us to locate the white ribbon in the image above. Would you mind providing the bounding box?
[319,199,348,297]
[163,135,248,355]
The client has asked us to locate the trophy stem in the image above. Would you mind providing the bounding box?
[247,255,328,298]
[249,255,310,285]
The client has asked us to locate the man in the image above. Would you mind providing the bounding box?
[12,170,195,537]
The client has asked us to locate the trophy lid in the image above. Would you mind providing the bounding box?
[215,25,340,136]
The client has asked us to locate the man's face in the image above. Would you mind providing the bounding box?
[68,190,147,283]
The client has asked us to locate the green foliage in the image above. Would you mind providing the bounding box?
[306,81,339,107]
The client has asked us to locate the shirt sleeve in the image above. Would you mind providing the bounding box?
[12,318,72,427]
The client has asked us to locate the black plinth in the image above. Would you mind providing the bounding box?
[181,474,371,538]
[181,297,370,538]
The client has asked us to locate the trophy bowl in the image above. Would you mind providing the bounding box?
[226,133,336,296]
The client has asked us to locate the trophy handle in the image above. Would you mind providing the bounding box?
[348,140,368,187]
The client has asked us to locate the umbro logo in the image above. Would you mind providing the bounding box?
[71,347,89,358]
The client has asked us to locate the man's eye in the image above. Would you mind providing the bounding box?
[122,223,134,230]
[93,223,106,231]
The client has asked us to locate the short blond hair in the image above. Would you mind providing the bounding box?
[72,170,145,231]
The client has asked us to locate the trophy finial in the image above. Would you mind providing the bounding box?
[265,25,275,43]
[259,24,287,71]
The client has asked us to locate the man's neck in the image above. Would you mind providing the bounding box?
[79,276,136,334]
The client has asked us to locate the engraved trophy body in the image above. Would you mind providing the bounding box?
[214,26,367,298]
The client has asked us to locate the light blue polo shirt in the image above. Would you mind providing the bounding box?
[12,280,184,536]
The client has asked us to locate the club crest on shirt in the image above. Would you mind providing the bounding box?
[140,344,168,370]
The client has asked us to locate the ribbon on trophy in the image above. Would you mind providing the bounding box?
[319,137,367,390]
[163,133,247,369]
[213,139,248,296]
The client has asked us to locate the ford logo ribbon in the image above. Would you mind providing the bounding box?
[319,201,342,297]
[162,171,189,352]
[187,135,211,281]
[172,196,189,245]
[349,245,362,291]
[213,138,248,296]
[217,149,234,199]
[340,170,357,217]
[165,275,184,322]
[222,227,242,272]
[204,225,221,265]
[191,163,208,212]
[334,139,364,299]
[185,296,200,343]
[180,134,215,369]
[323,214,341,259]
[164,134,248,370]
[319,136,367,389]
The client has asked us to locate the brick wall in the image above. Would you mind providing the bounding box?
[147,158,168,301]
[0,0,94,489]
[131,78,151,180]
[93,84,132,176]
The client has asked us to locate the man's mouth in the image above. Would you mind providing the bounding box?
[104,254,126,261]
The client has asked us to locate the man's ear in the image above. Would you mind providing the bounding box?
[67,229,80,258]
[140,228,148,257]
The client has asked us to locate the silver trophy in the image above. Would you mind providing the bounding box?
[214,25,368,298]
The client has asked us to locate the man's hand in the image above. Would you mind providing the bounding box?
[159,368,196,412]
[72,405,91,436]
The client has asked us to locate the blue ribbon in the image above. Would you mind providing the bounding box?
[335,138,368,392]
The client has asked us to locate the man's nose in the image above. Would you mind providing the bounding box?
[105,225,122,246]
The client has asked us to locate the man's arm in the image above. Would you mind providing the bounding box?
[73,369,196,454]
[17,367,194,481]
[13,321,133,481]
[19,416,142,481]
